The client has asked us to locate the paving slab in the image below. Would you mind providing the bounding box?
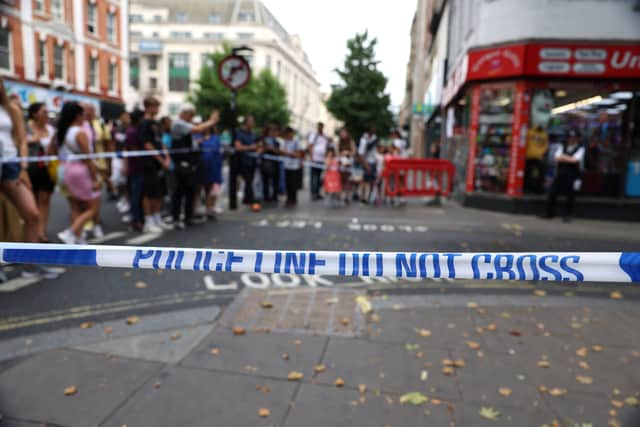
[283,383,452,427]
[74,324,215,363]
[449,400,557,427]
[103,366,297,427]
[180,330,327,379]
[319,336,458,399]
[0,349,160,427]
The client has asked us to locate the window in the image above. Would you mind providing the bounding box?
[201,53,214,69]
[129,14,143,23]
[265,55,271,70]
[107,12,117,43]
[237,11,254,22]
[237,33,254,40]
[34,0,44,13]
[88,56,98,88]
[108,62,117,92]
[204,32,224,40]
[87,3,98,35]
[149,77,157,90]
[153,15,162,23]
[244,54,253,67]
[148,55,158,71]
[168,53,190,92]
[208,13,221,24]
[0,28,10,72]
[276,60,281,77]
[175,11,188,23]
[51,0,63,21]
[131,31,142,38]
[168,103,180,115]
[53,44,64,80]
[152,32,160,38]
[170,32,192,39]
[130,56,139,89]
[38,40,48,77]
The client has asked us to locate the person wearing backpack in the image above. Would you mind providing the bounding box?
[543,128,585,222]
[308,121,330,200]
[358,124,379,204]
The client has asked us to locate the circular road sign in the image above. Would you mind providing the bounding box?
[217,55,252,91]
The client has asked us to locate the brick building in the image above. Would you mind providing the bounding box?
[0,0,129,118]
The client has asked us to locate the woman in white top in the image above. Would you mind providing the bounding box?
[49,102,101,244]
[0,79,59,279]
[27,102,56,242]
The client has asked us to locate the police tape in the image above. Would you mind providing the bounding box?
[1,243,638,283]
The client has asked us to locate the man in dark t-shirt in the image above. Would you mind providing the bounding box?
[234,115,258,205]
[138,96,171,233]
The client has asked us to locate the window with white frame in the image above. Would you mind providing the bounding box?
[201,53,214,69]
[149,77,157,90]
[129,14,143,23]
[34,0,44,13]
[237,11,254,22]
[87,3,98,35]
[148,55,158,71]
[208,14,221,24]
[108,62,117,92]
[175,12,188,23]
[89,56,98,89]
[170,31,192,39]
[237,33,253,40]
[107,12,117,43]
[0,27,11,72]
[265,55,271,71]
[204,32,223,40]
[38,39,48,78]
[53,44,65,80]
[153,15,162,23]
[51,0,64,21]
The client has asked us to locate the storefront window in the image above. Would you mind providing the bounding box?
[443,94,471,194]
[474,86,514,192]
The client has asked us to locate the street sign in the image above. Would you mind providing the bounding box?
[217,55,251,91]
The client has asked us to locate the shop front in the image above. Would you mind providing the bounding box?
[442,42,640,208]
[4,80,103,116]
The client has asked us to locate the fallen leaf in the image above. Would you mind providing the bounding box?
[260,301,273,309]
[578,361,590,370]
[609,410,617,418]
[613,388,621,396]
[126,316,139,325]
[287,371,304,381]
[415,351,424,359]
[571,322,583,329]
[340,317,350,326]
[500,311,512,319]
[610,291,623,300]
[611,400,624,408]
[476,307,487,314]
[467,302,479,308]
[314,364,326,373]
[153,382,161,389]
[609,419,622,427]
[104,327,113,335]
[498,387,512,397]
[256,385,271,393]
[538,360,551,368]
[465,341,481,350]
[281,352,289,360]
[625,396,639,407]
[80,322,93,329]
[442,359,455,367]
[454,359,465,368]
[442,366,455,376]
[335,378,345,387]
[258,408,270,417]
[539,385,548,392]
[509,330,522,337]
[232,326,246,336]
[294,339,302,345]
[135,281,147,289]
[420,370,429,382]
[487,324,497,331]
[357,384,366,394]
[549,388,568,397]
[534,290,547,297]
[479,406,501,420]
[564,291,575,297]
[576,347,588,357]
[399,392,428,405]
[417,329,431,337]
[210,348,220,356]
[477,350,485,358]
[576,375,593,385]
[476,327,485,334]
[63,386,77,396]
[405,343,420,351]
[355,295,372,314]
[592,345,604,352]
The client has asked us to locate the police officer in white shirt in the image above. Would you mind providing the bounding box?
[308,122,330,200]
[544,128,585,222]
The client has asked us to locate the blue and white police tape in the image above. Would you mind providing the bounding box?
[1,243,639,283]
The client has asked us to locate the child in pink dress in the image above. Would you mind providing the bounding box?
[323,147,342,206]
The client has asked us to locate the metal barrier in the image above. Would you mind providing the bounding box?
[381,159,456,198]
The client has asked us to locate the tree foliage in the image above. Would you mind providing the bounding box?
[326,31,394,139]
[189,45,290,131]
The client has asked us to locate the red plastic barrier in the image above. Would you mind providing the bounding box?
[381,158,456,198]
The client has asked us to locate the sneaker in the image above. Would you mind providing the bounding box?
[143,222,163,233]
[57,229,77,245]
[154,217,173,231]
[121,214,132,223]
[174,221,186,230]
[92,224,104,239]
[117,200,130,213]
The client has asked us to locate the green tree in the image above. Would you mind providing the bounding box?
[326,31,394,139]
[189,46,289,132]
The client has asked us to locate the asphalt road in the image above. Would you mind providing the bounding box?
[1,191,638,339]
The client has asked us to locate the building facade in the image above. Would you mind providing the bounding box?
[1,0,129,117]
[127,0,327,136]
[403,0,640,206]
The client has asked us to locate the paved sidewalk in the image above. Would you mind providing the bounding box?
[1,288,639,427]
